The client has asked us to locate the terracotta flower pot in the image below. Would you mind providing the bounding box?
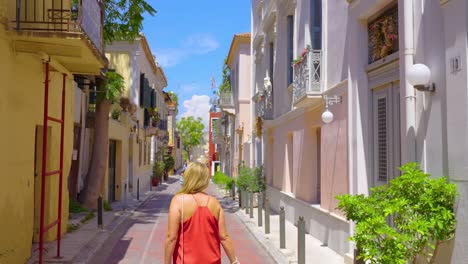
[151,178,160,186]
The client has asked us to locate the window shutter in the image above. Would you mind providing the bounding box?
[311,0,322,50]
[376,96,388,182]
[287,15,294,85]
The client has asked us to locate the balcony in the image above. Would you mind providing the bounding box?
[7,0,106,74]
[292,49,323,108]
[219,92,234,110]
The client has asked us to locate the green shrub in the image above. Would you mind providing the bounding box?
[164,155,175,171]
[213,172,233,190]
[80,212,95,224]
[153,161,164,179]
[237,166,265,192]
[336,163,457,264]
[69,199,88,214]
[103,200,112,211]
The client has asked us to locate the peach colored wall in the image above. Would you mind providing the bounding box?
[321,94,348,215]
[266,95,348,213]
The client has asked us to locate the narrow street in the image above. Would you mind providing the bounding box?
[89,176,275,264]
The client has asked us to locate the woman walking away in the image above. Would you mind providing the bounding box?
[164,162,239,264]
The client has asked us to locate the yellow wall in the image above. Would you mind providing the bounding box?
[0,27,72,263]
[106,52,131,97]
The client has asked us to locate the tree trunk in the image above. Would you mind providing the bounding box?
[80,98,112,210]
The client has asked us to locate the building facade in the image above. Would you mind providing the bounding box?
[0,0,106,262]
[250,0,468,262]
[105,35,168,201]
[219,33,252,177]
[251,0,350,257]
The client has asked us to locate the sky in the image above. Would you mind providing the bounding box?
[142,1,251,129]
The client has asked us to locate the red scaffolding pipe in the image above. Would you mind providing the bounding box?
[38,62,66,263]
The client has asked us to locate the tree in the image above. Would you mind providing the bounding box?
[218,58,231,93]
[176,116,205,161]
[80,0,156,210]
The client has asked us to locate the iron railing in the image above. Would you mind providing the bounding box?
[292,49,322,105]
[219,92,234,108]
[13,0,103,52]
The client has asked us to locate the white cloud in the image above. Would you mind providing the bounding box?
[183,33,220,54]
[155,33,219,68]
[180,95,211,130]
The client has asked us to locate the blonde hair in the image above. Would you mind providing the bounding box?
[178,162,210,194]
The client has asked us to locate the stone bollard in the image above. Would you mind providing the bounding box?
[97,196,103,229]
[258,193,263,227]
[123,184,127,211]
[298,216,306,264]
[137,178,140,201]
[280,206,285,249]
[249,192,254,219]
[245,191,249,214]
[265,198,270,234]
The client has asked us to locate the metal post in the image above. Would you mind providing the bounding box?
[97,196,103,229]
[258,193,263,227]
[56,73,67,258]
[137,178,140,201]
[16,0,21,30]
[123,184,127,211]
[245,191,249,214]
[249,192,254,219]
[265,198,270,234]
[231,180,236,200]
[298,216,305,264]
[280,206,285,249]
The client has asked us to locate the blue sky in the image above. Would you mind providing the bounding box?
[142,1,251,128]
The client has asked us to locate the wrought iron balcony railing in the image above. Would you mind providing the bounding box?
[12,0,103,52]
[219,92,234,108]
[158,119,168,131]
[292,49,323,107]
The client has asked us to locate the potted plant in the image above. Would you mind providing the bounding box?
[237,166,264,207]
[146,107,158,116]
[151,113,160,127]
[152,161,164,186]
[164,155,175,175]
[71,0,79,21]
[111,109,120,121]
[255,116,263,137]
[120,97,131,112]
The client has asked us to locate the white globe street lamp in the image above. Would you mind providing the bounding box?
[407,63,435,92]
[321,95,342,124]
[321,109,334,124]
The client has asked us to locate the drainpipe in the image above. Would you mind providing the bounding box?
[403,0,416,163]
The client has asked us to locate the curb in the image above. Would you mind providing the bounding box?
[71,190,160,263]
[214,186,290,264]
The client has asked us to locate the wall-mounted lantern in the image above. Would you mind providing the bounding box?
[321,95,342,124]
[407,63,435,92]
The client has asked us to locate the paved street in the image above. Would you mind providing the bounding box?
[89,176,275,264]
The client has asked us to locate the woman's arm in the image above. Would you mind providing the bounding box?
[164,195,181,264]
[218,206,237,263]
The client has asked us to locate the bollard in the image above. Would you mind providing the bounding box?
[137,178,140,201]
[240,189,244,209]
[123,184,127,211]
[231,181,236,200]
[258,193,263,227]
[249,192,254,219]
[298,216,305,264]
[280,206,285,249]
[97,196,103,229]
[245,191,249,214]
[265,198,270,234]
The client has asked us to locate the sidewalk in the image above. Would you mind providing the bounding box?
[219,188,345,264]
[27,181,168,264]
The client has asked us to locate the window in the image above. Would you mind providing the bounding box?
[373,84,400,185]
[368,5,398,64]
[287,15,294,85]
[310,0,322,50]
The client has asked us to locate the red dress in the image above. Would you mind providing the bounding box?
[173,195,221,264]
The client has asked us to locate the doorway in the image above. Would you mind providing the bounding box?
[108,140,117,202]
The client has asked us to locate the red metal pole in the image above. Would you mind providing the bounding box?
[39,62,50,264]
[56,73,66,258]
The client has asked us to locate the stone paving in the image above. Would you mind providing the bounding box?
[88,176,276,263]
